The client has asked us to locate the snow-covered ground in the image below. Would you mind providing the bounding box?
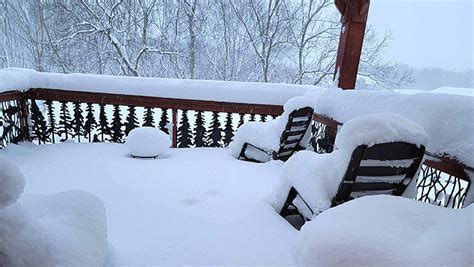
[1,143,295,265]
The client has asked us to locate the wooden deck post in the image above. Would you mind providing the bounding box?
[334,0,370,89]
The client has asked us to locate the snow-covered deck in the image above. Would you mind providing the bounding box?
[1,143,296,265]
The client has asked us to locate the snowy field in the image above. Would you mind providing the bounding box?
[1,143,296,265]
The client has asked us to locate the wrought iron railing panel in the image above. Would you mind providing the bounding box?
[0,99,28,148]
[416,165,469,209]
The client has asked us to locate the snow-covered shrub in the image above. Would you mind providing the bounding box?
[126,127,171,157]
[271,113,429,216]
[0,156,25,208]
[229,96,314,159]
[293,195,473,266]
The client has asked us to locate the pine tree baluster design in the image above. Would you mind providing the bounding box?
[207,112,222,147]
[143,107,155,127]
[249,114,256,122]
[238,113,245,128]
[223,112,234,146]
[30,100,50,144]
[98,104,110,142]
[57,101,73,142]
[110,105,124,143]
[271,115,277,120]
[259,114,267,122]
[72,102,84,142]
[124,106,139,135]
[159,108,170,134]
[44,100,56,143]
[193,110,206,147]
[177,110,192,148]
[84,103,97,142]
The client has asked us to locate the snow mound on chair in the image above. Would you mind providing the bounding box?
[293,195,473,266]
[271,113,429,217]
[335,113,429,151]
[229,96,314,159]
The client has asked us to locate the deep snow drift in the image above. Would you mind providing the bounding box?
[1,143,296,265]
[293,195,473,266]
[0,155,108,266]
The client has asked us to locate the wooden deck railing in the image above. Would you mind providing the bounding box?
[0,89,471,208]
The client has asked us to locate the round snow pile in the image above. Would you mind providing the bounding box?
[0,155,25,208]
[125,127,171,157]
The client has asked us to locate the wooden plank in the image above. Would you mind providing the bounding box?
[312,114,342,130]
[0,91,25,102]
[26,88,284,115]
[423,154,471,182]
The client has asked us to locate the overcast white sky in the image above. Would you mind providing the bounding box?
[367,0,473,72]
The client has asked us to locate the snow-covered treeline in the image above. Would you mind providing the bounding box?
[0,0,411,88]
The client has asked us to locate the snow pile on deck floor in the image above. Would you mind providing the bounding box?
[125,127,171,157]
[0,155,109,266]
[294,195,473,266]
[1,143,296,265]
[272,113,428,217]
[0,68,322,105]
[307,88,474,167]
[229,96,314,159]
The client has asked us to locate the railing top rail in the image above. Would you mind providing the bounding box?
[0,91,24,102]
[26,88,284,115]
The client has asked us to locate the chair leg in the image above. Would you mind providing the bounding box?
[280,187,299,217]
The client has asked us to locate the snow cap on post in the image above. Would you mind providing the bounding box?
[0,155,25,208]
[335,113,429,151]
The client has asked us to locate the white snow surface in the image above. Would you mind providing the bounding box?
[335,113,429,151]
[229,96,314,159]
[0,156,25,208]
[0,68,321,105]
[1,143,296,265]
[0,154,108,266]
[125,127,171,157]
[431,87,474,97]
[19,191,108,266]
[293,195,473,266]
[272,114,428,217]
[308,88,474,167]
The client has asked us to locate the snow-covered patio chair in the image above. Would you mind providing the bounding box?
[229,96,314,163]
[273,113,429,222]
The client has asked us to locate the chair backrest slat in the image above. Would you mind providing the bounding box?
[357,166,408,176]
[332,142,425,206]
[275,107,314,161]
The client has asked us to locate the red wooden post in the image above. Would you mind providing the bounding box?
[334,0,370,89]
[172,109,178,148]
